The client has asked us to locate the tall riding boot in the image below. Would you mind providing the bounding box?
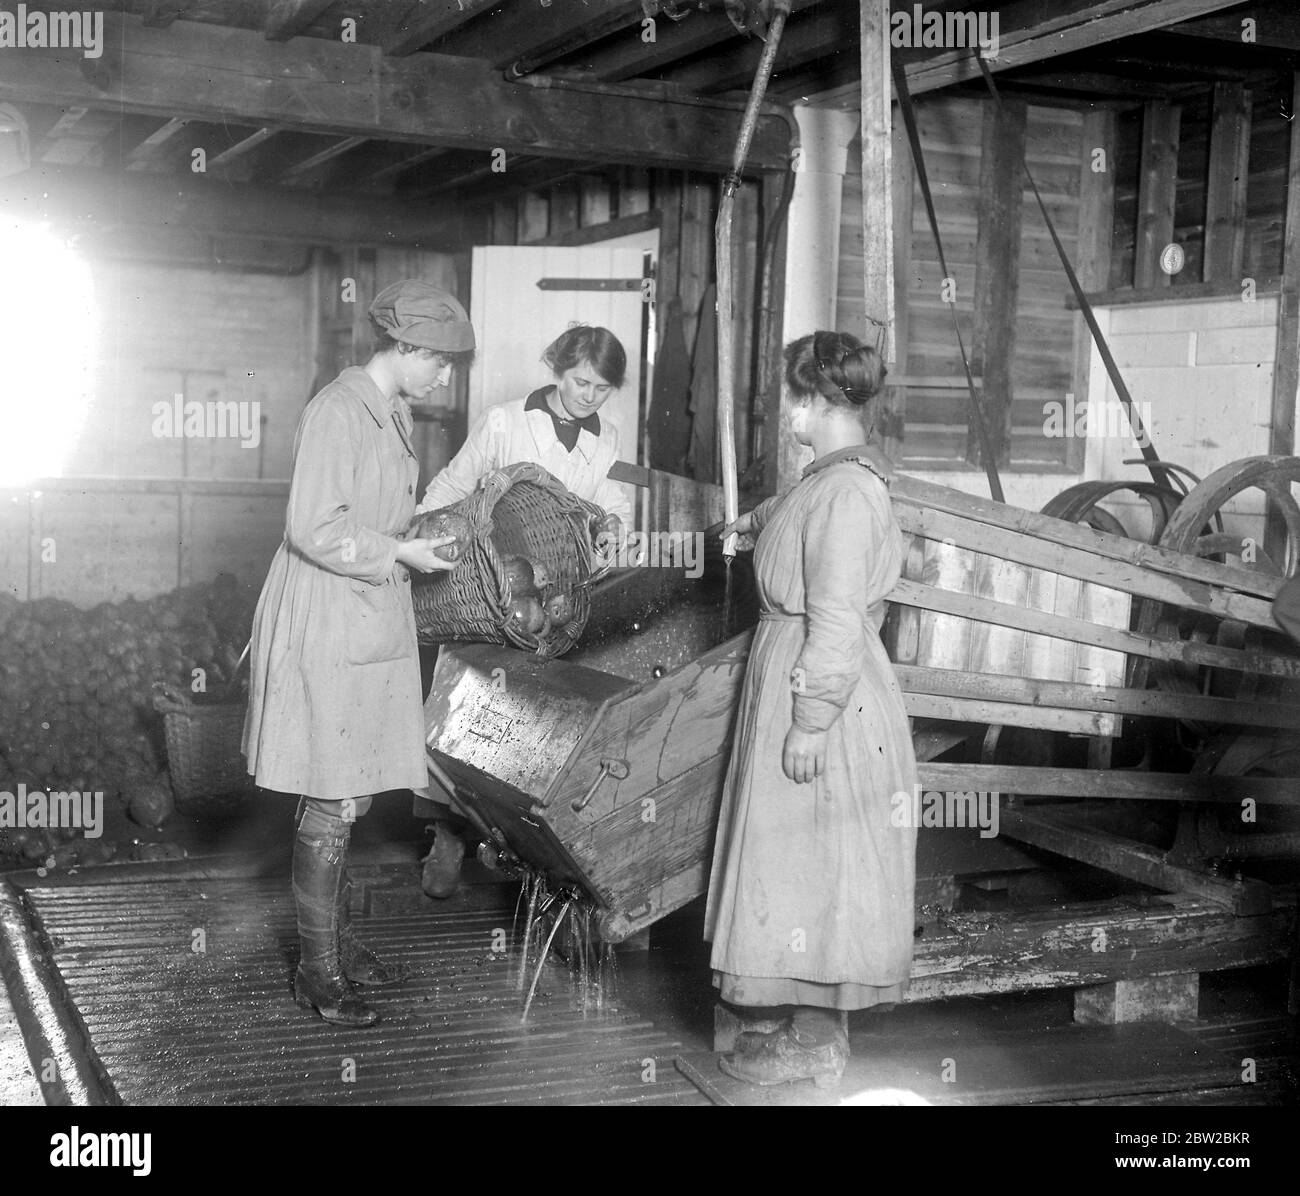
[338,875,401,986]
[292,801,378,1027]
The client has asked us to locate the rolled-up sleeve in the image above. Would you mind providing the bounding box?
[285,399,399,584]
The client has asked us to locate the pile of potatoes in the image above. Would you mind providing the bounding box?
[0,575,254,870]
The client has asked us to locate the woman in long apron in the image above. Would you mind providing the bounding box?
[705,330,918,1087]
[243,280,474,1027]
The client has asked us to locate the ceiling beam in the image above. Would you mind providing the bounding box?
[207,127,279,171]
[905,0,1254,96]
[277,134,368,182]
[434,0,641,66]
[141,1,201,29]
[0,13,788,172]
[384,0,501,58]
[665,9,857,93]
[264,0,337,42]
[1165,8,1300,51]
[122,115,192,170]
[498,2,648,76]
[584,0,824,83]
[0,164,474,250]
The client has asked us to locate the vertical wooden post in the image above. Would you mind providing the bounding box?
[758,170,790,495]
[860,0,895,451]
[1134,100,1180,290]
[886,118,914,463]
[969,96,1026,470]
[550,182,579,237]
[1267,74,1300,561]
[491,200,517,244]
[1072,109,1117,475]
[579,175,612,228]
[518,191,549,243]
[1203,83,1251,284]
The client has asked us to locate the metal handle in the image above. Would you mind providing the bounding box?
[571,758,629,813]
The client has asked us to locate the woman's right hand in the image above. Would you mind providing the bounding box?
[719,511,757,542]
[397,535,459,574]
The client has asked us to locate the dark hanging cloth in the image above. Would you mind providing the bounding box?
[686,283,718,483]
[524,386,598,453]
[646,297,693,474]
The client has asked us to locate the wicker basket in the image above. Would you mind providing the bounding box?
[152,669,252,818]
[410,463,610,658]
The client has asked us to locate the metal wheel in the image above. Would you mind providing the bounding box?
[1134,455,1300,739]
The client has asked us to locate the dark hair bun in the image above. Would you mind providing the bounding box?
[783,330,886,407]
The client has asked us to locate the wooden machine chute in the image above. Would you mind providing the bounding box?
[424,454,1299,964]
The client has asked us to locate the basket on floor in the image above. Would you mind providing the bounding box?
[410,462,610,658]
[152,678,252,818]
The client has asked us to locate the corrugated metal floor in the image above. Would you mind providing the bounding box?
[19,876,706,1105]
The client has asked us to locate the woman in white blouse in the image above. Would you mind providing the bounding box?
[415,325,631,895]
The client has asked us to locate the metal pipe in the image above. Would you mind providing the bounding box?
[717,0,793,557]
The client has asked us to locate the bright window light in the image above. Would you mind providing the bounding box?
[0,219,96,486]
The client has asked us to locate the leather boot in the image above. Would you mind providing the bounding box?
[292,802,378,1027]
[338,876,401,986]
[420,824,465,899]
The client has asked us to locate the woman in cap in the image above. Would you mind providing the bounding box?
[411,324,632,896]
[243,280,475,1027]
[704,330,918,1088]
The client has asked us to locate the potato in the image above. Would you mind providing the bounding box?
[507,596,547,636]
[129,782,175,829]
[500,555,539,600]
[408,509,472,562]
[545,592,573,625]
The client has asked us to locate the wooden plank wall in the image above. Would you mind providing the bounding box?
[1111,90,1291,289]
[839,98,1083,472]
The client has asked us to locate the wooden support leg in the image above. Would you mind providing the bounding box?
[1074,974,1199,1025]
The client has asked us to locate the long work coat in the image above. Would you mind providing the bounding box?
[415,393,632,528]
[242,367,427,801]
[704,445,919,1009]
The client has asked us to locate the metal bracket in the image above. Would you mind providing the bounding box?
[536,277,643,292]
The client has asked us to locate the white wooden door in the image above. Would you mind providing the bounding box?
[469,244,648,527]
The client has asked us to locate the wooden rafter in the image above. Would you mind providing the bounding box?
[667,8,856,93]
[122,115,191,170]
[264,0,336,42]
[207,127,279,172]
[0,13,788,172]
[384,0,501,58]
[141,1,200,28]
[903,0,1255,96]
[1166,6,1300,51]
[278,135,367,183]
[434,0,641,69]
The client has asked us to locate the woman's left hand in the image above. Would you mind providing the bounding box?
[782,726,828,784]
